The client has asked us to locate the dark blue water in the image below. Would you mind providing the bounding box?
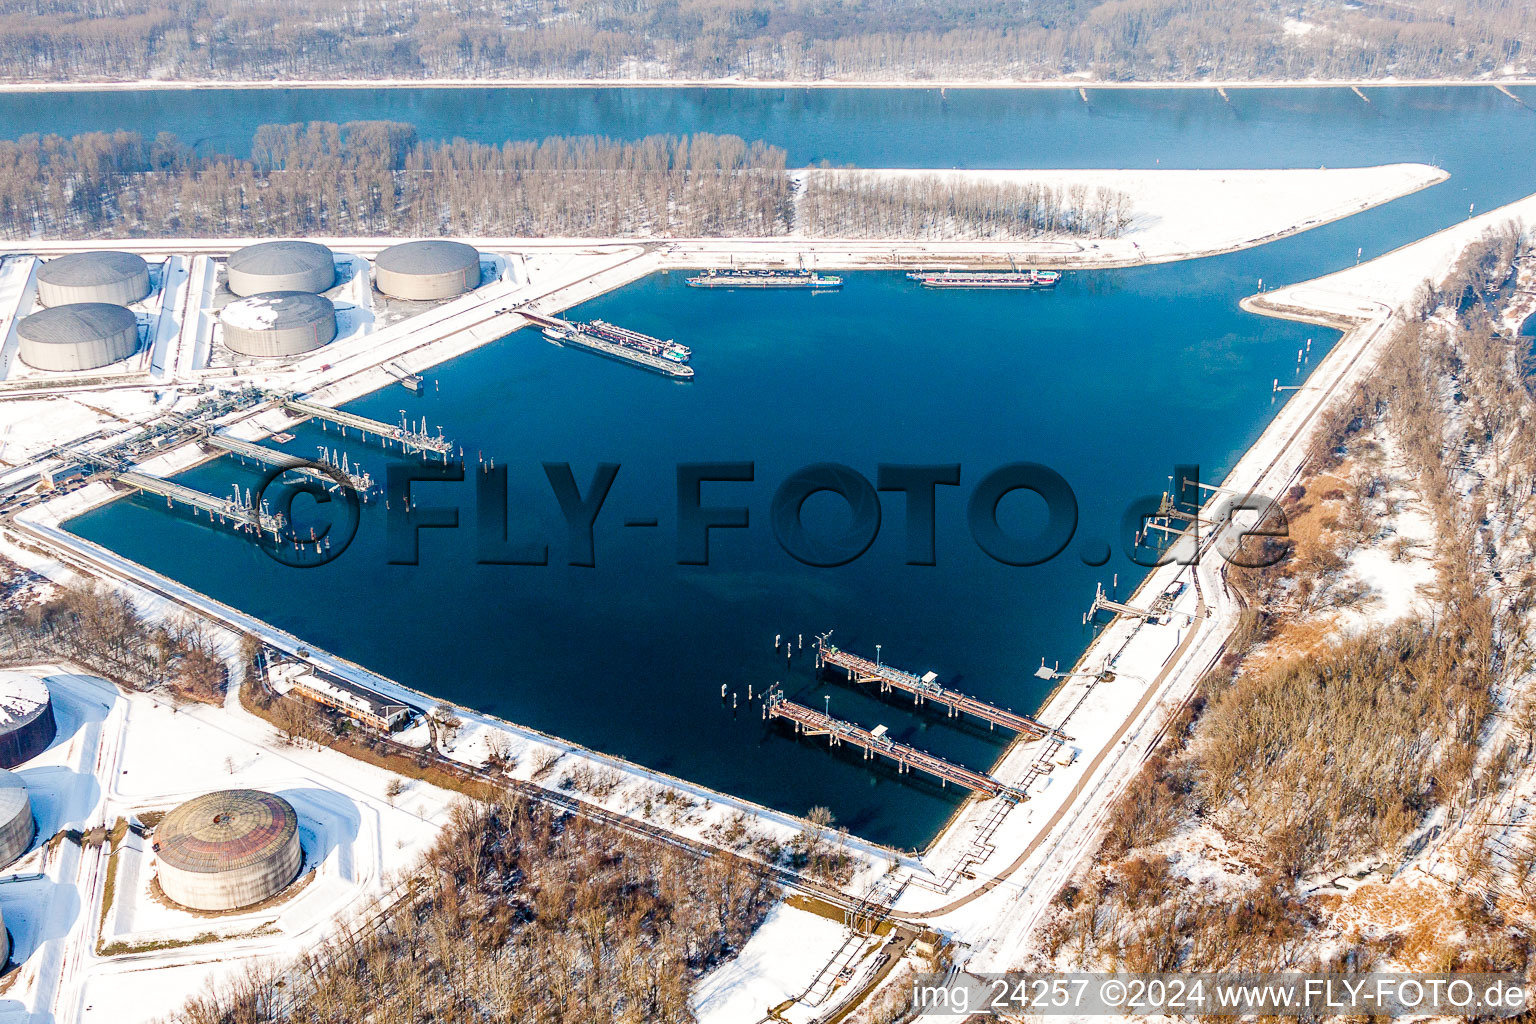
[57,86,1536,849]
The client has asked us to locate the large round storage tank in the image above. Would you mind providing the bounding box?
[36,251,151,307]
[220,292,337,357]
[374,240,481,300]
[16,303,138,372]
[0,673,55,768]
[225,241,336,297]
[155,789,302,911]
[0,769,35,870]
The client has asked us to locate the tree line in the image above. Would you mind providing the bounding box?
[0,121,1129,240]
[0,0,1529,82]
[169,795,777,1022]
[0,571,227,704]
[1030,233,1536,979]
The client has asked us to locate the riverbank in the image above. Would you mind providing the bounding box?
[894,183,1536,977]
[0,77,1531,93]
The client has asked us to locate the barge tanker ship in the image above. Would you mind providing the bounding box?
[906,269,1061,289]
[542,319,694,379]
[686,268,843,289]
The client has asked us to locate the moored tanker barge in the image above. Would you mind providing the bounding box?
[542,319,694,379]
[686,268,843,289]
[907,269,1061,289]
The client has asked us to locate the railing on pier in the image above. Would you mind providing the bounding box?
[115,470,285,536]
[279,395,452,458]
[764,689,1021,801]
[203,433,375,496]
[817,640,1061,740]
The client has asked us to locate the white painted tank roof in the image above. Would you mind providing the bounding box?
[220,291,334,331]
[0,673,49,728]
[0,768,27,821]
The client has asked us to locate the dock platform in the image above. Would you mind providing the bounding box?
[765,687,1021,800]
[203,433,375,495]
[115,470,285,536]
[817,639,1062,740]
[279,395,453,458]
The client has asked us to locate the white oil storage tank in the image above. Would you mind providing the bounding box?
[16,303,139,371]
[373,240,481,300]
[220,291,337,357]
[0,768,35,870]
[154,789,303,911]
[225,241,336,297]
[0,673,55,768]
[36,251,152,307]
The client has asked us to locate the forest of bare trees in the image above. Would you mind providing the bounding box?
[0,567,227,703]
[0,121,1130,240]
[171,796,776,1023]
[801,172,1133,239]
[0,0,1529,83]
[1033,233,1536,977]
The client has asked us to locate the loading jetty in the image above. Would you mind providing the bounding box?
[764,686,1023,800]
[686,268,843,290]
[816,637,1065,740]
[278,394,454,458]
[907,269,1061,289]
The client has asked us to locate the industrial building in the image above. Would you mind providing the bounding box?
[154,789,303,911]
[0,769,35,869]
[373,240,482,300]
[225,241,337,297]
[219,291,337,357]
[0,673,55,767]
[278,664,411,733]
[35,251,152,308]
[16,302,139,371]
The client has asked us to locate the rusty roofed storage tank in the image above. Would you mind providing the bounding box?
[155,789,302,911]
[0,672,55,768]
[36,251,152,308]
[373,240,482,300]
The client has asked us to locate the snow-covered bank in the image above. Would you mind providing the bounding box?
[0,78,1530,93]
[1248,189,1536,323]
[800,164,1446,262]
[0,163,1448,274]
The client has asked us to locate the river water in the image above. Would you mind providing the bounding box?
[52,85,1536,848]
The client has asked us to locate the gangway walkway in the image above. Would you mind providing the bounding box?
[279,395,452,458]
[203,432,375,495]
[764,687,1022,800]
[817,638,1064,740]
[114,470,285,536]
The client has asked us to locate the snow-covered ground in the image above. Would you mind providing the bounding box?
[0,78,1529,93]
[692,903,849,1024]
[0,666,455,1024]
[803,164,1446,260]
[1252,190,1536,322]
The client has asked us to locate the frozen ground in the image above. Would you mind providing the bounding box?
[692,903,849,1024]
[804,164,1446,261]
[0,666,455,1024]
[1252,190,1536,322]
